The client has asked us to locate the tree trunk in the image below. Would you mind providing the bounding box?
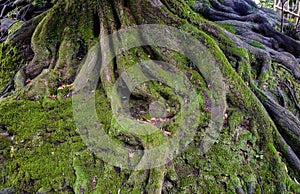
[0,0,300,193]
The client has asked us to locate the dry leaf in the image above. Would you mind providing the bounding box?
[163,131,172,136]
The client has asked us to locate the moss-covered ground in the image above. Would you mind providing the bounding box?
[0,83,299,193]
[0,0,300,193]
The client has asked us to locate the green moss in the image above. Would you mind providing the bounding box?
[218,23,236,34]
[8,21,23,35]
[228,111,245,130]
[32,0,45,6]
[77,9,95,43]
[266,61,300,114]
[0,44,22,92]
[176,15,299,192]
[128,5,299,189]
[249,41,266,50]
[0,85,165,193]
[164,121,299,193]
[0,87,110,192]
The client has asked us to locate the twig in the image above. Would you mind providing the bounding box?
[283,82,300,112]
[257,178,264,194]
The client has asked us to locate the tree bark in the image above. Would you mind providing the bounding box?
[0,0,300,193]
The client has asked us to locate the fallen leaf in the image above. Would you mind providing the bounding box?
[92,176,96,189]
[129,152,135,158]
[223,113,228,120]
[48,95,57,99]
[58,84,66,90]
[282,162,288,173]
[66,84,73,88]
[163,131,172,136]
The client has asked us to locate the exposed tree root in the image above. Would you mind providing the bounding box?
[1,0,300,193]
[194,0,300,176]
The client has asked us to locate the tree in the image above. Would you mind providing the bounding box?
[0,0,299,193]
